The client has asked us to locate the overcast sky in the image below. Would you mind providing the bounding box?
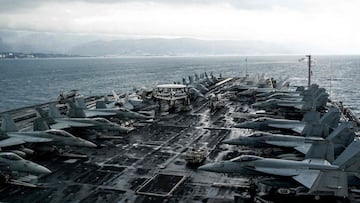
[0,0,359,54]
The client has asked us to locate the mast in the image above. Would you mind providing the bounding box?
[245,57,248,77]
[306,54,312,88]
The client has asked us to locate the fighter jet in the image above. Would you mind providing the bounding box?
[0,152,51,174]
[36,104,131,134]
[101,91,158,111]
[234,107,340,135]
[0,114,97,150]
[199,139,360,197]
[252,85,329,111]
[227,75,290,95]
[223,122,355,154]
[68,97,152,120]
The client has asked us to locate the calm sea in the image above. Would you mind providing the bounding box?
[0,55,359,115]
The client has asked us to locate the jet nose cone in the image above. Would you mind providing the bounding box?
[26,162,52,174]
[77,138,97,147]
[198,163,223,172]
[37,165,52,174]
[222,138,239,145]
[234,123,247,128]
[83,140,97,148]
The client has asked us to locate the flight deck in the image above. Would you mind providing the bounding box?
[0,76,360,203]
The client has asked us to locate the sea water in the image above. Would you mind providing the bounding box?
[0,55,359,115]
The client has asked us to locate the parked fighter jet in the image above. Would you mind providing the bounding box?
[252,85,329,111]
[102,91,158,111]
[36,104,130,134]
[69,97,151,120]
[0,114,96,157]
[0,152,51,174]
[234,108,340,135]
[199,139,360,197]
[254,84,314,99]
[223,122,355,154]
[227,74,289,94]
[0,114,97,150]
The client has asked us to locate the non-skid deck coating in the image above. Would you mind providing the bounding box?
[1,77,360,203]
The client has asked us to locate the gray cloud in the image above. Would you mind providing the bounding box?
[0,0,308,12]
[0,0,43,12]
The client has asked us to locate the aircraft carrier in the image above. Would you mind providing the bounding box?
[0,74,360,203]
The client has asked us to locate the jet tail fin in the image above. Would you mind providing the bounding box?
[33,118,50,131]
[302,108,341,137]
[34,107,56,125]
[302,123,326,137]
[1,114,18,132]
[67,101,86,118]
[301,111,321,123]
[112,90,120,101]
[301,84,319,97]
[320,107,341,129]
[35,107,48,118]
[49,103,64,118]
[333,138,360,172]
[326,122,355,155]
[309,171,348,197]
[305,140,334,162]
[75,97,87,109]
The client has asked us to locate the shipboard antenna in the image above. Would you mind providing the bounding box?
[306,54,312,88]
[299,54,313,88]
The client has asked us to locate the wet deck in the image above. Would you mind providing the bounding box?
[1,77,360,203]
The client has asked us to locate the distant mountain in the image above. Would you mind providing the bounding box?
[69,38,293,56]
[0,30,104,54]
[0,30,296,56]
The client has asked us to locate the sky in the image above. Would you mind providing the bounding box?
[0,0,359,54]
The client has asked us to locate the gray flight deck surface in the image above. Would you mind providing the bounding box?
[0,77,360,203]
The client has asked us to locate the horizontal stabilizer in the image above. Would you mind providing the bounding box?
[293,170,320,189]
[310,171,348,197]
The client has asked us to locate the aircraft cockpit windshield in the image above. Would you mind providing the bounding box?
[249,133,265,138]
[231,155,263,162]
[47,130,72,137]
[94,118,112,124]
[0,153,22,161]
[118,108,130,113]
[254,117,267,122]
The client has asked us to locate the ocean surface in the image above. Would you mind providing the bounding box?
[1,55,359,115]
